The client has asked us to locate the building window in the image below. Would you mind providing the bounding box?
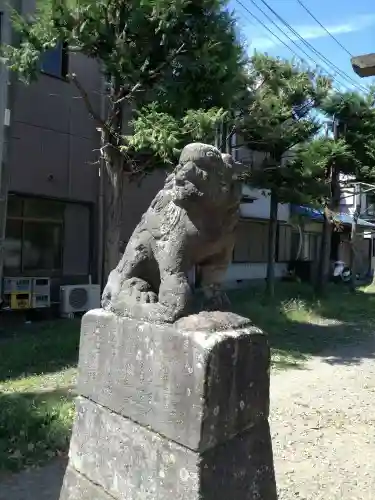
[233,220,269,263]
[277,224,292,262]
[4,196,64,275]
[40,42,68,79]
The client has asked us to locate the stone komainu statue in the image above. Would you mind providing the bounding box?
[102,143,243,323]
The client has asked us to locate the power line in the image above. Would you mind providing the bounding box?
[255,0,366,92]
[237,10,319,111]
[234,0,343,101]
[234,2,375,174]
[295,0,353,57]
[236,0,347,90]
[231,2,334,145]
[258,0,365,91]
[234,0,363,139]
[235,0,308,62]
[255,0,368,93]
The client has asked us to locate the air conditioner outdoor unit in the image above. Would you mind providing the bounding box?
[60,284,101,317]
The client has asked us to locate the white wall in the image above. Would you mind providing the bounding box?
[224,185,290,284]
[235,145,290,221]
[339,174,367,216]
[240,185,290,221]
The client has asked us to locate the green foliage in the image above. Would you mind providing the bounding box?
[2,0,248,170]
[290,137,358,205]
[320,90,375,184]
[293,136,359,176]
[238,53,332,205]
[124,104,226,164]
[290,89,375,212]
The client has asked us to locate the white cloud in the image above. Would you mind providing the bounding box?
[248,14,375,51]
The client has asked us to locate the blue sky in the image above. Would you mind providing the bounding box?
[229,0,375,91]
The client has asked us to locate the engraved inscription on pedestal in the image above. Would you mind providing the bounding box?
[59,143,277,500]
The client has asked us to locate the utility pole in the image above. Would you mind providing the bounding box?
[349,183,361,291]
[315,118,341,294]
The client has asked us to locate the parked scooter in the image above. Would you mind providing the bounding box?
[331,260,352,283]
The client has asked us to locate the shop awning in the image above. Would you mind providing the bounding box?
[291,205,375,229]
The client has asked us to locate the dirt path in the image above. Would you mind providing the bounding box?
[1,338,375,499]
[271,337,375,499]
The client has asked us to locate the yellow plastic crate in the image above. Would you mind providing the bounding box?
[10,292,31,310]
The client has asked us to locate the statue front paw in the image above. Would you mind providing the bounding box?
[202,284,231,311]
[129,288,158,304]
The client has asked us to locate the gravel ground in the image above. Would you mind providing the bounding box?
[1,338,375,500]
[271,337,375,500]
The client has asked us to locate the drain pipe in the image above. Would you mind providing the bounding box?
[97,73,106,290]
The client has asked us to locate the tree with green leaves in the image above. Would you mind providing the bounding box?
[299,89,375,292]
[290,134,359,293]
[321,89,375,183]
[3,0,247,277]
[237,53,331,297]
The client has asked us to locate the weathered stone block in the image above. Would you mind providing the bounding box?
[60,467,113,500]
[78,309,270,452]
[64,397,277,500]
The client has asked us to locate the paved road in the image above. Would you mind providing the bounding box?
[0,459,67,500]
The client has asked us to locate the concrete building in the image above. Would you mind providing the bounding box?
[0,0,101,301]
[339,178,375,276]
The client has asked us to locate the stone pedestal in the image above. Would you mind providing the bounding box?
[59,309,277,500]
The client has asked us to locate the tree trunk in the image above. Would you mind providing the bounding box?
[315,159,339,295]
[315,209,332,295]
[103,163,125,283]
[266,190,278,298]
[101,89,125,284]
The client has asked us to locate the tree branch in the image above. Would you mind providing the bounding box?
[69,73,127,151]
[113,43,186,105]
[69,72,107,129]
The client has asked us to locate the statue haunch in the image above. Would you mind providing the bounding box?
[102,143,242,323]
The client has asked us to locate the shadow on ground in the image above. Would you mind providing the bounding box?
[229,282,375,369]
[0,457,67,500]
[0,319,81,381]
[322,338,375,365]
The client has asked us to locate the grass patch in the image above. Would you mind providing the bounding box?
[1,282,375,472]
[0,319,80,473]
[229,282,375,370]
